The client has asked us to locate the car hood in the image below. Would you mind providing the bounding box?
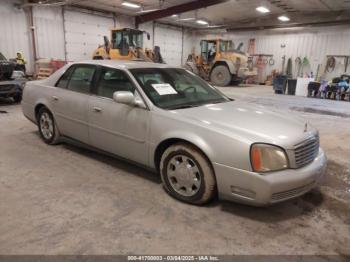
[173,101,315,148]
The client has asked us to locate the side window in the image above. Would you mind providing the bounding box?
[112,31,122,49]
[56,66,74,88]
[96,67,135,99]
[67,66,96,94]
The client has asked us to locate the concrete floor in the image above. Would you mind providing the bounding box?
[0,85,349,255]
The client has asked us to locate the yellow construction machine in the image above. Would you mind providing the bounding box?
[185,39,256,86]
[93,28,164,63]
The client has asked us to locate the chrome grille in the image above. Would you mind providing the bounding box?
[294,135,319,168]
[0,85,13,92]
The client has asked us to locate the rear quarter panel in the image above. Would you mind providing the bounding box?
[22,80,56,124]
[22,64,70,124]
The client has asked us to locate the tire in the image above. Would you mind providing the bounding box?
[231,77,243,86]
[160,143,216,205]
[210,65,232,86]
[12,93,22,103]
[37,107,60,145]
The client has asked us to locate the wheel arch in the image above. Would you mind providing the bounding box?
[35,103,49,120]
[34,102,55,124]
[211,59,236,75]
[154,137,215,174]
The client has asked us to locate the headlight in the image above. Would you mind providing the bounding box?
[250,144,288,172]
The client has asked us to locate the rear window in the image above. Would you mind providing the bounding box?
[67,66,96,94]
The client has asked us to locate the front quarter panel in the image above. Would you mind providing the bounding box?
[149,110,253,171]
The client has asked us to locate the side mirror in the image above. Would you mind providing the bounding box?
[147,32,150,41]
[113,91,146,108]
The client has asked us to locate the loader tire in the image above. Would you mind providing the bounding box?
[210,65,232,86]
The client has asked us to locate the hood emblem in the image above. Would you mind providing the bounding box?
[304,123,308,132]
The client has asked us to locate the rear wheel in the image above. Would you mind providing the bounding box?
[37,107,60,145]
[160,143,216,205]
[210,65,232,86]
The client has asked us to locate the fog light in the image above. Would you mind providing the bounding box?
[231,186,256,199]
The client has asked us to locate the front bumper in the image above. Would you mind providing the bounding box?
[237,67,258,78]
[213,148,327,206]
[0,82,23,98]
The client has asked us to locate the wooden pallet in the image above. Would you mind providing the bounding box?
[37,68,54,80]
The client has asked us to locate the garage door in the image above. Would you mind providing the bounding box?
[64,10,114,61]
[154,25,183,66]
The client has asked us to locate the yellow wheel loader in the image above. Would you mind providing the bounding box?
[185,39,256,86]
[92,28,164,63]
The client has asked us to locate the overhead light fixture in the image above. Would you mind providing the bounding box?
[278,15,290,21]
[121,1,141,9]
[171,14,178,18]
[196,20,209,25]
[136,8,160,14]
[207,25,226,28]
[256,6,270,13]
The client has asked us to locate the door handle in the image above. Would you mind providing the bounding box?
[52,96,59,101]
[93,107,102,113]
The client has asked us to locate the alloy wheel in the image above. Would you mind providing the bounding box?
[166,154,202,197]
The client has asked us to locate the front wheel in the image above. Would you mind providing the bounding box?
[210,65,232,86]
[160,143,216,205]
[37,107,60,145]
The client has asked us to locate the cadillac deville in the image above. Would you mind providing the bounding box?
[22,60,327,206]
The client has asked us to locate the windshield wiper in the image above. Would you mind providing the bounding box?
[203,99,230,105]
[167,99,229,110]
[167,103,203,110]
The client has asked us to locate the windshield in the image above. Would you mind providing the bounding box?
[219,40,235,52]
[130,68,230,110]
[112,30,143,49]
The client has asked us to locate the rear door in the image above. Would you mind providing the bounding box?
[53,64,97,144]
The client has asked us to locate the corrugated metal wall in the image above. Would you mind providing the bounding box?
[138,21,154,50]
[183,29,196,65]
[154,24,183,66]
[196,26,350,80]
[33,6,65,60]
[63,10,114,61]
[0,0,33,71]
[115,14,134,28]
[0,0,191,71]
[0,1,135,73]
[5,0,349,77]
[139,22,195,66]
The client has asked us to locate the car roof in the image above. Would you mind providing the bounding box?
[72,60,180,70]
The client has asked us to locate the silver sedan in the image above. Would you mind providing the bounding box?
[22,60,327,206]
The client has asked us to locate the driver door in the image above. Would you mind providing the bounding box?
[88,66,150,166]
